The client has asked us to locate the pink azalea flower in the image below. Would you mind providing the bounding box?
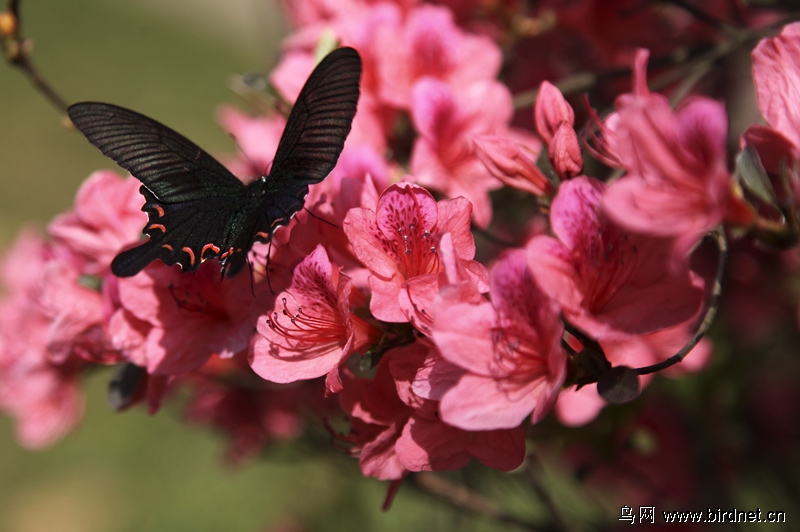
[409,77,519,228]
[338,345,525,479]
[186,384,304,464]
[602,49,752,256]
[39,257,115,365]
[343,182,488,327]
[744,22,800,207]
[300,145,391,272]
[529,177,704,341]
[534,81,576,145]
[428,249,567,430]
[338,361,410,480]
[216,106,287,182]
[270,45,391,152]
[47,170,146,274]
[249,245,378,395]
[277,0,361,27]
[389,342,527,472]
[0,230,84,448]
[184,358,308,464]
[473,134,552,196]
[112,260,253,375]
[373,4,502,109]
[255,155,387,299]
[751,22,800,151]
[535,83,583,180]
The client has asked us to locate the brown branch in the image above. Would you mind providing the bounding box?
[1,0,70,113]
[637,226,727,375]
[512,12,800,111]
[659,0,741,36]
[409,472,547,532]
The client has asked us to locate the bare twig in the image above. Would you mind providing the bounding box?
[512,12,800,111]
[1,0,69,113]
[659,0,741,36]
[637,226,727,375]
[410,472,546,532]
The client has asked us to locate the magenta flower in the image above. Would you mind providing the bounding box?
[0,231,84,448]
[47,170,146,275]
[535,81,576,145]
[428,249,566,430]
[751,23,800,152]
[373,4,502,109]
[473,134,552,197]
[39,257,114,365]
[338,345,525,479]
[343,182,487,327]
[389,343,526,472]
[270,40,392,152]
[529,177,704,341]
[338,358,411,480]
[409,77,517,228]
[216,106,287,181]
[296,145,391,274]
[602,49,752,255]
[744,22,800,208]
[185,374,307,465]
[249,245,378,394]
[277,0,360,27]
[111,260,253,375]
[534,81,583,180]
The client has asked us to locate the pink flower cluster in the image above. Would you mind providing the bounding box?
[1,0,798,485]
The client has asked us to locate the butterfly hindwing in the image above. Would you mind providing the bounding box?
[111,186,245,276]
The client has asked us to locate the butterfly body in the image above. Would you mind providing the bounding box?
[68,47,362,278]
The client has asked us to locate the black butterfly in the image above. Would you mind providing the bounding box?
[68,47,362,278]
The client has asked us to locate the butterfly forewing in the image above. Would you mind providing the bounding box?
[68,103,245,203]
[269,47,362,185]
[68,47,362,279]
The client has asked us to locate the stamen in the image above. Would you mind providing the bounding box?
[266,297,346,345]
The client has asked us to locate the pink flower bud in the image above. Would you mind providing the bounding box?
[535,81,575,145]
[549,122,583,179]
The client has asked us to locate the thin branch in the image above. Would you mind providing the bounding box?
[409,472,546,532]
[1,0,69,113]
[512,12,800,111]
[637,226,727,375]
[648,16,800,94]
[659,0,740,36]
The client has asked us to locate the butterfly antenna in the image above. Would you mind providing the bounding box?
[303,207,339,229]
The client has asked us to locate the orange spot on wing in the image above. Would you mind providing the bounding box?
[182,247,196,266]
[255,231,270,241]
[161,244,174,251]
[201,243,221,257]
[148,224,166,233]
[153,205,165,217]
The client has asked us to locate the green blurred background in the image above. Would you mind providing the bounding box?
[0,2,487,530]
